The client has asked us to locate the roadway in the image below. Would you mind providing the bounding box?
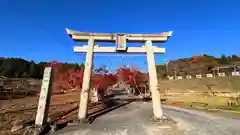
[51,102,240,135]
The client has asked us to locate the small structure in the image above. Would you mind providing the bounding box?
[168,76,174,80]
[212,65,232,72]
[35,67,53,126]
[177,76,183,80]
[90,88,99,103]
[218,72,226,77]
[206,73,213,78]
[196,74,202,79]
[212,64,240,76]
[232,72,240,76]
[186,75,192,79]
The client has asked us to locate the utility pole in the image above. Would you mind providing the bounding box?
[233,64,236,73]
[164,59,169,76]
[173,68,177,80]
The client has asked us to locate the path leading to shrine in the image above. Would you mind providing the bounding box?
[51,102,240,135]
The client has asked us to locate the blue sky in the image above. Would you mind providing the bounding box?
[0,0,240,71]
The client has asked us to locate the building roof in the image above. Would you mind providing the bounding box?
[212,64,240,70]
[213,65,233,69]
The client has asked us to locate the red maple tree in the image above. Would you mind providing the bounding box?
[117,67,148,87]
[37,62,148,96]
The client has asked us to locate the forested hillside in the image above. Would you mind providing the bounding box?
[0,57,83,79]
[1,54,240,79]
[156,54,240,78]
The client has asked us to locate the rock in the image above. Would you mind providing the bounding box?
[50,124,58,132]
[12,119,21,125]
[150,115,177,125]
[23,125,49,135]
[11,124,24,132]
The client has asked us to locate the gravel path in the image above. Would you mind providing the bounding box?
[50,102,240,135]
[164,106,240,135]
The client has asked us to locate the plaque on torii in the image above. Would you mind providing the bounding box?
[66,28,173,121]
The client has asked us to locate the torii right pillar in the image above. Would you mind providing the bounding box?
[145,40,163,118]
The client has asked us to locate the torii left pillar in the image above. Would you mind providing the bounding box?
[78,38,95,120]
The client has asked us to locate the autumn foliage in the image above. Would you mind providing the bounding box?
[45,61,84,94]
[117,68,148,88]
[39,61,149,95]
[92,74,118,92]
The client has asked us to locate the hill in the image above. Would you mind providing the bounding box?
[0,57,83,79]
[156,54,240,78]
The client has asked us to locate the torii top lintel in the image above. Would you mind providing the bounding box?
[66,28,173,43]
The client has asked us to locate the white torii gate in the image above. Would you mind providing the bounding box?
[66,28,173,121]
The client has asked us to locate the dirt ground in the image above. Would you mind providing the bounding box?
[0,90,81,135]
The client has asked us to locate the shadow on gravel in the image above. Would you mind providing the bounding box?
[88,99,132,124]
[52,99,133,132]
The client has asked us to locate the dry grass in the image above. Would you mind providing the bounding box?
[159,77,240,92]
[162,92,240,114]
[160,77,240,115]
[0,90,81,135]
